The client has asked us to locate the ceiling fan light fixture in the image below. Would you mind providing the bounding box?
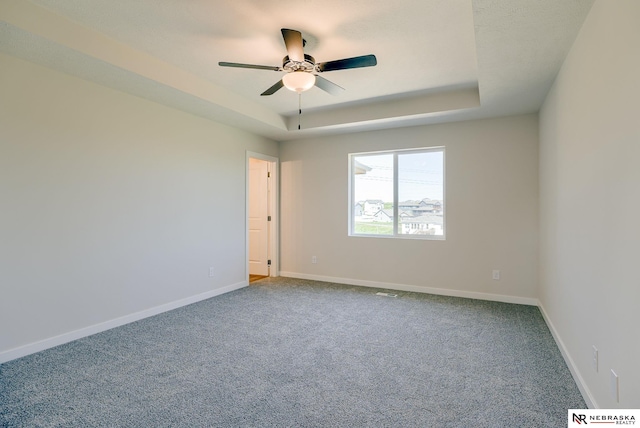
[282,71,316,93]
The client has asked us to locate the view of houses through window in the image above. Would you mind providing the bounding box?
[350,148,444,238]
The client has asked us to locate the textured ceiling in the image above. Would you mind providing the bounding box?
[0,0,594,141]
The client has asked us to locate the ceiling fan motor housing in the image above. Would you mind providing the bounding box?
[283,54,316,73]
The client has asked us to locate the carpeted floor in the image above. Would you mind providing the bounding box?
[0,277,585,427]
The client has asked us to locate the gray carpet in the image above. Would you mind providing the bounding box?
[1,277,585,427]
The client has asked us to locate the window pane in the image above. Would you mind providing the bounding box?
[398,151,444,236]
[353,154,393,235]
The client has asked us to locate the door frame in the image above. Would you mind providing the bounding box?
[246,151,279,282]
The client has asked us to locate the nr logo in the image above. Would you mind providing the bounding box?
[573,413,588,424]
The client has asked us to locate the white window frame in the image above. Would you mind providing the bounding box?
[348,147,445,240]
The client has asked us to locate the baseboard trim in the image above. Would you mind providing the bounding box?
[279,271,538,306]
[537,303,597,409]
[0,281,247,364]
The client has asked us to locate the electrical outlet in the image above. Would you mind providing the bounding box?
[209,267,215,277]
[592,346,598,372]
[311,256,317,264]
[610,370,619,403]
[492,270,500,280]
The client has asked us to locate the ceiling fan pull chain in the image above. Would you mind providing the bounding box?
[298,93,302,130]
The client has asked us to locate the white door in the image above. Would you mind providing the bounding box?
[249,158,269,276]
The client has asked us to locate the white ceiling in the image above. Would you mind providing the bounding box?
[0,0,594,141]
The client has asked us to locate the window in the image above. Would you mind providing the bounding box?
[349,147,445,239]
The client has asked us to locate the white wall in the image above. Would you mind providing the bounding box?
[0,53,278,360]
[539,0,640,408]
[280,115,539,304]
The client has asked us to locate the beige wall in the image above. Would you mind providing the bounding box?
[538,0,640,408]
[0,53,278,358]
[280,115,539,303]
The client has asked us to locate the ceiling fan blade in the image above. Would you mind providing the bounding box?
[314,75,345,96]
[281,28,304,62]
[261,80,284,96]
[316,54,377,72]
[219,62,280,71]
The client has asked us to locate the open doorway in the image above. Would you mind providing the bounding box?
[247,152,278,284]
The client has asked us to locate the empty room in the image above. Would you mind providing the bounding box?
[1,0,638,426]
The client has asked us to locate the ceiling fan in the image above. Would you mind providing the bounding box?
[219,28,377,96]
